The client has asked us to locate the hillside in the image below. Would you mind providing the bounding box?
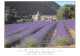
[5,2,60,18]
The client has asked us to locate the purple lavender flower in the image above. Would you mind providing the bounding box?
[5,27,28,36]
[63,19,75,31]
[49,21,73,46]
[5,22,50,46]
[20,21,57,47]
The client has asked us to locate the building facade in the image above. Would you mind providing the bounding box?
[32,11,56,21]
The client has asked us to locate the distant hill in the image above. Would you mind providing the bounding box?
[5,2,60,18]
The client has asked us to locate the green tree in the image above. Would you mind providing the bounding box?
[5,7,10,23]
[5,7,19,24]
[56,4,75,21]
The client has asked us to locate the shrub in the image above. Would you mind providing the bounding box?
[53,36,72,46]
[21,37,39,47]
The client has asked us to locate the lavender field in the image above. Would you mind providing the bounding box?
[5,19,75,48]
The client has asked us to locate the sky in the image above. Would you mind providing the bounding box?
[55,1,75,6]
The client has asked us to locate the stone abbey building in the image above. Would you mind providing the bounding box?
[32,11,56,21]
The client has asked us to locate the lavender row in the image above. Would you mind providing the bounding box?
[63,19,75,31]
[5,26,28,36]
[5,21,50,32]
[5,21,53,38]
[5,22,37,36]
[20,21,57,47]
[5,22,35,32]
[49,21,73,46]
[5,21,49,29]
[5,22,50,46]
[5,24,23,31]
[5,22,49,36]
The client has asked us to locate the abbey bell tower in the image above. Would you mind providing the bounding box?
[36,11,40,20]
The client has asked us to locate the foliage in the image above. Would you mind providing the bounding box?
[5,7,32,24]
[16,19,31,23]
[56,4,75,21]
[22,37,39,47]
[5,7,19,24]
[51,19,56,21]
[53,36,72,46]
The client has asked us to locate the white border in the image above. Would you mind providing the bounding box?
[0,0,80,56]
